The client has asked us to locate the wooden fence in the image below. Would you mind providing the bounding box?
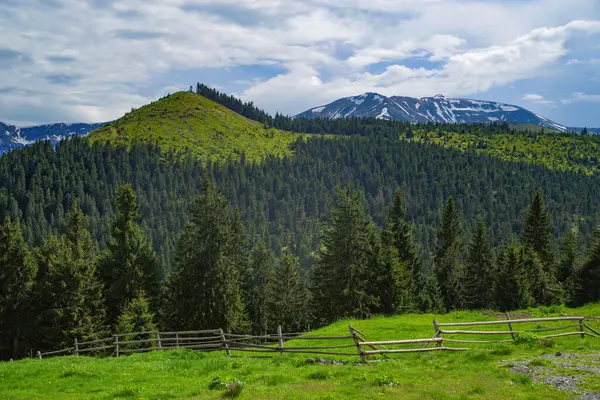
[37,315,600,362]
[430,314,600,346]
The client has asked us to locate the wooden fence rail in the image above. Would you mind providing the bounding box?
[37,315,599,361]
[432,315,600,345]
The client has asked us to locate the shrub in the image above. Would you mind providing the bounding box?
[375,375,399,387]
[490,344,513,356]
[223,381,244,398]
[514,332,539,347]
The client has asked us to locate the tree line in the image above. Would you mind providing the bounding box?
[2,175,600,360]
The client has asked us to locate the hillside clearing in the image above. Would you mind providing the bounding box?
[1,304,599,400]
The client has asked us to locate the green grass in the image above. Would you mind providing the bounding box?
[2,303,599,399]
[409,128,600,175]
[87,92,301,163]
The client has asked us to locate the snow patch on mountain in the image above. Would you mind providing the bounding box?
[295,93,569,131]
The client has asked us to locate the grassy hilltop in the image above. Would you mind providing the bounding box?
[1,303,599,400]
[88,92,300,162]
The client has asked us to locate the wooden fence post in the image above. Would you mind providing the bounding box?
[579,319,585,339]
[277,325,284,355]
[74,338,79,356]
[349,325,365,362]
[432,319,441,347]
[505,312,515,342]
[176,333,179,348]
[156,331,162,350]
[36,351,42,360]
[219,328,231,356]
[114,335,119,358]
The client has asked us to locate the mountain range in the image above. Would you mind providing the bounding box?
[296,93,569,131]
[1,92,598,155]
[1,121,105,153]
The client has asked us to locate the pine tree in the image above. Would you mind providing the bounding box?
[32,204,106,351]
[522,190,556,276]
[388,190,420,307]
[494,239,534,311]
[559,228,580,304]
[116,292,157,349]
[267,253,310,332]
[162,178,248,332]
[464,216,494,309]
[373,229,414,314]
[246,242,276,334]
[0,217,37,359]
[312,187,378,324]
[573,225,600,305]
[98,185,162,325]
[419,270,444,313]
[434,197,466,311]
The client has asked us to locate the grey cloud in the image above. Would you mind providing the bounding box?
[114,29,167,40]
[45,74,81,85]
[46,55,77,63]
[0,49,31,68]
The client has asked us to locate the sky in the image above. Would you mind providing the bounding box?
[1,0,600,127]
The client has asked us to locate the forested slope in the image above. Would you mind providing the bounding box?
[1,134,598,270]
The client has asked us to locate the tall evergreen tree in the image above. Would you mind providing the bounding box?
[98,185,162,325]
[559,228,580,304]
[162,179,248,332]
[372,228,414,314]
[116,292,157,348]
[464,216,494,309]
[32,204,106,351]
[246,242,276,335]
[0,218,37,359]
[494,239,534,311]
[312,187,378,324]
[419,270,445,313]
[267,253,310,332]
[522,190,556,275]
[435,197,466,311]
[573,225,600,305]
[388,190,421,305]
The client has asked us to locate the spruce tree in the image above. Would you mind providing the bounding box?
[162,179,248,332]
[32,204,106,351]
[419,270,444,313]
[0,218,37,359]
[373,229,414,314]
[434,197,466,311]
[388,190,420,307]
[312,187,378,324]
[98,185,162,325]
[246,242,276,334]
[522,190,556,278]
[116,292,157,349]
[267,253,310,332]
[464,216,494,309]
[494,239,534,311]
[559,229,580,304]
[573,225,600,305]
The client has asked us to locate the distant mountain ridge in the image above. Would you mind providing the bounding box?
[1,121,106,153]
[295,93,568,131]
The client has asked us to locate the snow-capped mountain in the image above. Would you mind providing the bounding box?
[1,121,106,154]
[295,93,567,131]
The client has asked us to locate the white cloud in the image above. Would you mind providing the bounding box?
[567,58,600,65]
[0,0,599,123]
[523,94,554,105]
[562,92,600,104]
[244,19,600,114]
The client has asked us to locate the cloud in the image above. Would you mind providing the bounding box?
[0,0,599,124]
[243,19,600,114]
[562,92,600,104]
[566,58,600,65]
[523,94,554,105]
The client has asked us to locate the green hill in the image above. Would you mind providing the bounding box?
[88,92,300,162]
[1,303,599,399]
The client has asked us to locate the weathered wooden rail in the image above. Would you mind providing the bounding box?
[36,315,599,362]
[430,314,600,346]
